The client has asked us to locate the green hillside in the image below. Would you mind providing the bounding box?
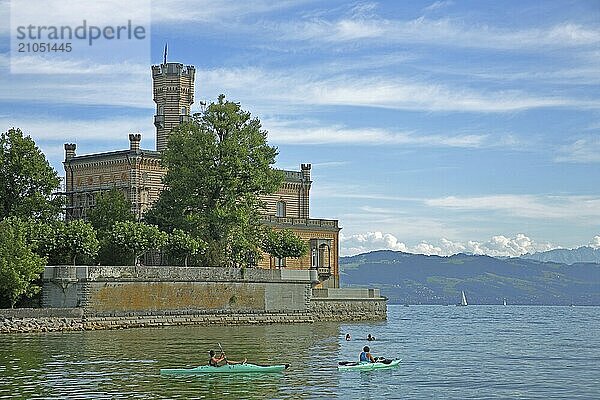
[340,251,600,305]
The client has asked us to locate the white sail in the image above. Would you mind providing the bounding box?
[461,291,468,306]
[503,298,507,306]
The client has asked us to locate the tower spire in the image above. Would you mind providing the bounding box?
[163,42,168,64]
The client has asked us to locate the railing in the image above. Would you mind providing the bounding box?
[279,170,303,181]
[179,115,191,123]
[317,267,331,277]
[261,215,338,229]
[154,115,164,127]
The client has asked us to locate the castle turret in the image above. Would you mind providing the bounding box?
[152,62,195,152]
[300,163,312,218]
[129,133,142,152]
[64,143,76,161]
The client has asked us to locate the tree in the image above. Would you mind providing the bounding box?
[166,229,206,267]
[87,187,135,232]
[0,218,45,308]
[261,229,309,264]
[52,220,99,265]
[110,221,168,265]
[147,95,284,267]
[87,187,135,265]
[0,128,61,221]
[20,218,58,260]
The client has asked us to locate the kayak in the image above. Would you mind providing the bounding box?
[160,363,290,375]
[338,359,401,371]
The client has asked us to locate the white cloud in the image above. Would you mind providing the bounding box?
[151,1,304,23]
[0,55,151,108]
[198,67,595,114]
[265,119,489,147]
[0,117,153,142]
[424,1,454,12]
[0,56,594,114]
[340,231,555,257]
[283,15,600,50]
[0,1,8,35]
[425,194,600,220]
[1,116,154,170]
[590,236,600,249]
[556,136,600,163]
[340,231,408,255]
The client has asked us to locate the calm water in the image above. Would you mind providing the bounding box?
[1,305,599,399]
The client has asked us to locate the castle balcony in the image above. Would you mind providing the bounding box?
[179,114,191,123]
[154,114,164,128]
[260,215,338,231]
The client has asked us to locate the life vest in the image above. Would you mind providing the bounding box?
[359,351,369,362]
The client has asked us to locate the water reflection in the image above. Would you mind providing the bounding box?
[1,306,599,399]
[0,322,344,399]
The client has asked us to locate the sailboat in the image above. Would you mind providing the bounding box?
[457,291,468,306]
[503,298,507,306]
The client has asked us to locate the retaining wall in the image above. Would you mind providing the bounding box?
[42,266,316,315]
[310,287,387,321]
[0,266,388,334]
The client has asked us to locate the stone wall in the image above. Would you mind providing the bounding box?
[42,266,316,316]
[0,266,392,334]
[309,298,387,321]
[0,309,314,334]
[310,288,387,321]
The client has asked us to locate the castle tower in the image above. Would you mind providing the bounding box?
[152,61,195,152]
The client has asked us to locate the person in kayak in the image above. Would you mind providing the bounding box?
[345,333,351,341]
[208,350,247,367]
[359,346,376,363]
[367,334,376,341]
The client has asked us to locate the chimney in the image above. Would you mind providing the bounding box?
[64,143,76,161]
[129,133,142,151]
[301,163,312,181]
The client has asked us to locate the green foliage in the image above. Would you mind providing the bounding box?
[147,95,283,267]
[261,229,309,260]
[20,218,57,259]
[88,187,136,265]
[21,219,98,265]
[87,187,135,232]
[0,218,45,307]
[52,220,99,265]
[110,221,168,265]
[166,229,206,267]
[0,128,61,221]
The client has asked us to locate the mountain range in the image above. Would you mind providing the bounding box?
[519,246,600,264]
[340,250,600,306]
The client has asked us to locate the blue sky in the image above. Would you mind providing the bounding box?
[1,0,599,256]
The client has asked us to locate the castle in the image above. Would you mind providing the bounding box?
[62,60,340,288]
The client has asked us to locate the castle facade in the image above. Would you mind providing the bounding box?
[63,60,339,288]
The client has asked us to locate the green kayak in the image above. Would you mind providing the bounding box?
[338,359,402,371]
[160,363,290,375]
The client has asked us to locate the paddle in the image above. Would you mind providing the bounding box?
[217,342,227,362]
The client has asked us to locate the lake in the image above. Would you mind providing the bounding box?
[1,305,598,399]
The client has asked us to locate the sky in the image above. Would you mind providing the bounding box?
[0,0,599,257]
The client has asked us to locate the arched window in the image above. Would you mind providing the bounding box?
[276,201,286,217]
[158,105,164,115]
[181,106,187,115]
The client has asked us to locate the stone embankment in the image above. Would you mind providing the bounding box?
[0,310,316,334]
[0,267,387,334]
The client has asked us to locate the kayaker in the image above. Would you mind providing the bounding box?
[359,346,376,363]
[367,334,376,341]
[209,350,226,367]
[345,334,351,341]
[208,350,247,367]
